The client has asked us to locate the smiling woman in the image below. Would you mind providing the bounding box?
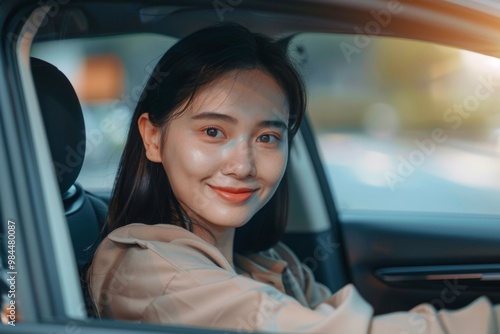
[138,70,288,264]
[137,69,289,261]
[86,23,500,333]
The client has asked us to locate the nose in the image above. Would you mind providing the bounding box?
[221,141,256,179]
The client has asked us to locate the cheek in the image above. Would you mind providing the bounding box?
[257,149,288,187]
[163,135,218,178]
[162,140,219,211]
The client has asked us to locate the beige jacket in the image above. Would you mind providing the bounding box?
[88,224,500,333]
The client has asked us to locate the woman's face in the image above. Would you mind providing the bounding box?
[141,70,289,232]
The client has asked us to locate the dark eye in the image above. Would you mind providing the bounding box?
[205,127,223,138]
[257,134,279,143]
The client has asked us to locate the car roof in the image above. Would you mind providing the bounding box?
[23,0,500,58]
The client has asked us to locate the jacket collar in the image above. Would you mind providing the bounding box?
[107,223,235,272]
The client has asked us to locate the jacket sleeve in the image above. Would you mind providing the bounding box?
[370,295,500,334]
[140,257,500,333]
[142,267,375,333]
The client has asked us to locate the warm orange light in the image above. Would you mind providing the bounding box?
[74,54,124,103]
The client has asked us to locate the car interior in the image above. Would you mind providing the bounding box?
[30,57,108,315]
[1,0,500,332]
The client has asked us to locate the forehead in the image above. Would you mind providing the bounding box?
[187,69,289,120]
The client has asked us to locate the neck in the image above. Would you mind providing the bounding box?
[193,224,235,268]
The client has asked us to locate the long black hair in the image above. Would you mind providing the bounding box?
[107,23,306,254]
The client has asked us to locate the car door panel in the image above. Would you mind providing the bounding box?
[342,214,500,314]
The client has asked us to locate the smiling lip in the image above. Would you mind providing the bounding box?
[209,186,258,204]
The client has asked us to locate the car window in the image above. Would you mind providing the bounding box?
[289,33,500,215]
[31,34,177,194]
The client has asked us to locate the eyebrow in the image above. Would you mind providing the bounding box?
[192,112,237,124]
[191,112,288,130]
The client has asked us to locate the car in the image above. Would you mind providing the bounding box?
[1,0,500,333]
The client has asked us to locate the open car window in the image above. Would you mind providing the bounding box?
[290,33,500,216]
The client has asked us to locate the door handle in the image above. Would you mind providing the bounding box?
[375,264,500,283]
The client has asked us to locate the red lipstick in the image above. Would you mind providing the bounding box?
[209,186,257,204]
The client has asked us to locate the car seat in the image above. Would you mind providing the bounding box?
[30,57,107,316]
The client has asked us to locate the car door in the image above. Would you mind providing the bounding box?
[0,1,111,332]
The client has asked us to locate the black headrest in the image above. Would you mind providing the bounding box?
[31,57,86,194]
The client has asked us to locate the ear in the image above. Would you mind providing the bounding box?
[137,113,162,163]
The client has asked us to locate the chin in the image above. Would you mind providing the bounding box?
[206,213,253,229]
[199,204,260,229]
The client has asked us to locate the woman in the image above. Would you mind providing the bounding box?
[88,23,500,333]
